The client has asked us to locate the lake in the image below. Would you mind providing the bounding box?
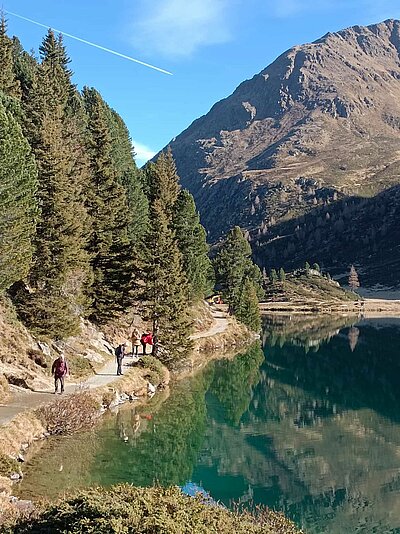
[18,316,400,533]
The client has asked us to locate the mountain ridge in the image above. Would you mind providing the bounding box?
[163,19,400,261]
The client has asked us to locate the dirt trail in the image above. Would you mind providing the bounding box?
[0,307,229,426]
[191,309,228,339]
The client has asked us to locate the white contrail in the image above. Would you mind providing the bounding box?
[5,9,173,75]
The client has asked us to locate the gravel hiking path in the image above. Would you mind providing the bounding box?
[0,307,229,426]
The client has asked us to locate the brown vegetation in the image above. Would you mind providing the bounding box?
[36,391,100,436]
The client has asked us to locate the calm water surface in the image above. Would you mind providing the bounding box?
[18,316,400,534]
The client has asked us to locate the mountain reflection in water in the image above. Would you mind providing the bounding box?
[18,317,400,534]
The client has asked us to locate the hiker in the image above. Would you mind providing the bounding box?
[131,328,141,356]
[140,332,153,355]
[115,342,126,376]
[51,353,69,394]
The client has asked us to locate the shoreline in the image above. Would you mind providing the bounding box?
[0,308,254,510]
[260,297,400,317]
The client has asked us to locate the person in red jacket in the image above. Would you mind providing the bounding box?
[51,353,69,394]
[140,332,153,355]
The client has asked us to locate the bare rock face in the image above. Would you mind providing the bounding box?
[165,20,400,245]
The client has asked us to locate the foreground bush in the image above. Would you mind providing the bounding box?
[0,454,20,477]
[36,391,100,435]
[4,484,303,533]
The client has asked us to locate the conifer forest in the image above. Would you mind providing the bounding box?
[0,20,263,368]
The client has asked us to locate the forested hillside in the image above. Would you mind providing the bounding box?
[0,17,265,374]
[0,18,215,367]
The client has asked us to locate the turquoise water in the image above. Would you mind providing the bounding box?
[18,317,400,533]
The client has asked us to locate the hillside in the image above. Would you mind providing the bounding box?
[163,19,400,284]
[254,185,400,285]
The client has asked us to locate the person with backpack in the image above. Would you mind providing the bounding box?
[51,353,69,394]
[115,342,126,376]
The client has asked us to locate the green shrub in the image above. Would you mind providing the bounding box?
[5,484,303,533]
[141,355,165,385]
[0,454,20,477]
[69,356,94,378]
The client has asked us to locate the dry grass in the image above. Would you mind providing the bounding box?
[0,374,10,403]
[191,301,215,333]
[0,298,43,372]
[0,411,46,456]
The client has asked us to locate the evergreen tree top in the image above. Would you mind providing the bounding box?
[0,12,7,38]
[39,29,72,77]
[146,148,180,214]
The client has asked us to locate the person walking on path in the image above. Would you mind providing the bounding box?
[140,332,153,355]
[115,342,126,376]
[51,353,69,394]
[131,328,141,356]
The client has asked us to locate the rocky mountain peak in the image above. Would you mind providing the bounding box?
[161,20,400,284]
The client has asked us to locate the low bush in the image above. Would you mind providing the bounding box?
[69,356,94,378]
[140,355,165,385]
[0,454,20,477]
[101,389,115,408]
[4,484,303,533]
[36,391,100,435]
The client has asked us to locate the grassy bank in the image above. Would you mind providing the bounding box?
[263,272,358,306]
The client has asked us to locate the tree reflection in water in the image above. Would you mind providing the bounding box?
[17,319,400,533]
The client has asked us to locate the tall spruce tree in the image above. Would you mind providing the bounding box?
[13,31,90,338]
[214,226,263,329]
[0,14,21,98]
[83,87,134,323]
[172,190,213,301]
[108,109,149,246]
[144,199,193,366]
[142,153,193,366]
[146,148,180,216]
[0,102,38,291]
[235,279,262,331]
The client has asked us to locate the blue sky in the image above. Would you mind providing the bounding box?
[5,0,400,165]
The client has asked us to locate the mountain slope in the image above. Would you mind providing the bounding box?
[166,19,400,246]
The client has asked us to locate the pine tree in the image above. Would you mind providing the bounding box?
[0,14,21,97]
[13,31,90,337]
[108,109,149,247]
[0,102,38,291]
[278,267,286,283]
[235,279,262,332]
[348,265,360,290]
[305,261,311,275]
[146,148,180,217]
[142,152,193,366]
[312,263,320,272]
[83,87,133,323]
[142,199,193,366]
[172,190,213,301]
[214,226,263,328]
[269,269,278,284]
